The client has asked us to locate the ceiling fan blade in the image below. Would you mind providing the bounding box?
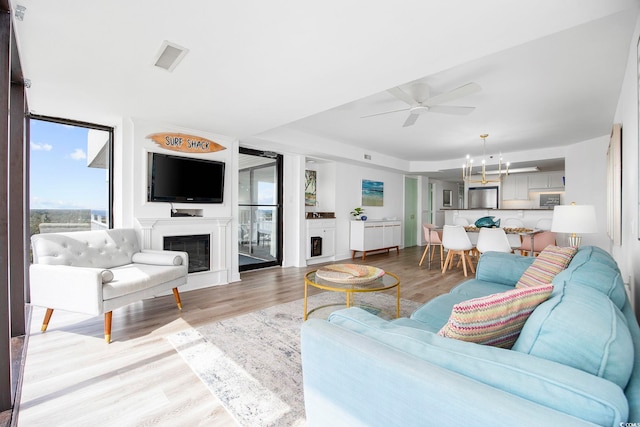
[428,105,475,115]
[361,107,410,119]
[425,82,481,106]
[402,113,420,127]
[387,87,418,106]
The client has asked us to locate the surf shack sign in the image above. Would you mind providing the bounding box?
[147,132,226,154]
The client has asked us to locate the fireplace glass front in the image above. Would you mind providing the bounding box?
[163,234,210,273]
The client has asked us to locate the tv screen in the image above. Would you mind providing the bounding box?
[149,153,225,203]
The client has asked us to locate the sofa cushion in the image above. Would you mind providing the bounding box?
[327,308,629,426]
[516,245,577,289]
[449,279,514,298]
[512,284,634,389]
[437,284,553,348]
[410,293,472,332]
[474,252,535,286]
[553,246,627,309]
[103,263,186,300]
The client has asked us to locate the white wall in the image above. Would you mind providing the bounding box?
[114,118,239,290]
[563,135,610,250]
[613,11,640,315]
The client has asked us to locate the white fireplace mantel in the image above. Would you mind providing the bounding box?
[137,217,232,249]
[136,216,233,290]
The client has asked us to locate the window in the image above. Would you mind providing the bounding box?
[28,116,113,237]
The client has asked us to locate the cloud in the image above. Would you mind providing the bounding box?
[70,148,86,160]
[31,142,53,151]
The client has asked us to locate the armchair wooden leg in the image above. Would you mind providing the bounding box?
[41,308,54,332]
[104,311,112,343]
[172,288,183,310]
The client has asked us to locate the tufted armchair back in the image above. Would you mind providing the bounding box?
[31,228,141,269]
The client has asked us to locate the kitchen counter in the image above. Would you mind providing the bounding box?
[443,209,553,229]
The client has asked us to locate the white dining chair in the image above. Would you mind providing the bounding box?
[476,227,513,254]
[502,218,524,228]
[535,218,553,230]
[419,224,443,268]
[501,218,525,249]
[441,225,475,277]
[453,217,470,226]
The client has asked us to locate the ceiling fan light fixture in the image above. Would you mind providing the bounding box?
[410,105,430,115]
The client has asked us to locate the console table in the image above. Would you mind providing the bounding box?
[349,220,401,260]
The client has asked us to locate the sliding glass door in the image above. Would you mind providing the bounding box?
[238,147,283,271]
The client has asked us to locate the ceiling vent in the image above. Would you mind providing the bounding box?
[153,41,189,72]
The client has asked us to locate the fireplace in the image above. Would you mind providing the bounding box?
[310,236,322,257]
[164,234,210,273]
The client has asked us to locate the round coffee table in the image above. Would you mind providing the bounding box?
[303,267,400,320]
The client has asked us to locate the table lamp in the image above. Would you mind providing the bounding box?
[551,203,597,247]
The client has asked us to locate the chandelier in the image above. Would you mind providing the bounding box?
[462,134,509,184]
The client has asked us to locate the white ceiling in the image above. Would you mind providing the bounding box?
[10,0,639,179]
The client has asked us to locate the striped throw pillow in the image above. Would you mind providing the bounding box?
[438,284,554,348]
[516,245,577,289]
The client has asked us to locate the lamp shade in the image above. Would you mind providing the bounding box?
[551,204,597,234]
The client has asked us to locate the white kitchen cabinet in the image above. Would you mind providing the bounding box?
[306,219,336,264]
[350,220,401,260]
[501,174,529,200]
[547,172,565,188]
[528,172,565,190]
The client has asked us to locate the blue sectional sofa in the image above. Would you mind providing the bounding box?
[301,246,640,426]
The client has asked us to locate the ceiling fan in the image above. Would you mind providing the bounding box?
[362,82,481,127]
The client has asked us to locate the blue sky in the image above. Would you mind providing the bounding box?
[30,120,108,211]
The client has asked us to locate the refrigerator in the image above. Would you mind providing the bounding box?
[468,186,499,209]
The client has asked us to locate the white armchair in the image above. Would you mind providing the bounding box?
[30,228,188,343]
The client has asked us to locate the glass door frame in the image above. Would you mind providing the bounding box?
[238,147,283,271]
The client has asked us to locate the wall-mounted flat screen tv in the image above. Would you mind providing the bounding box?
[149,152,225,203]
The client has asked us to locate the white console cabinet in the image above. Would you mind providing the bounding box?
[350,220,401,260]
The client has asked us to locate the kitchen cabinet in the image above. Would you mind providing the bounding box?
[528,172,564,190]
[350,220,401,260]
[501,174,529,200]
[306,219,336,264]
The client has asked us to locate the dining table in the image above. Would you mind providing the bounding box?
[463,226,540,257]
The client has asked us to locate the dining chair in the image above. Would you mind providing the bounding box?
[441,225,475,277]
[519,230,557,256]
[476,227,512,254]
[453,217,470,226]
[518,218,557,255]
[535,218,553,230]
[501,218,525,249]
[419,224,443,268]
[502,218,524,228]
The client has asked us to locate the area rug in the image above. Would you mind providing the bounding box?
[167,292,421,427]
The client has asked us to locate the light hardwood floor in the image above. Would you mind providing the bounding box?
[17,246,466,426]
